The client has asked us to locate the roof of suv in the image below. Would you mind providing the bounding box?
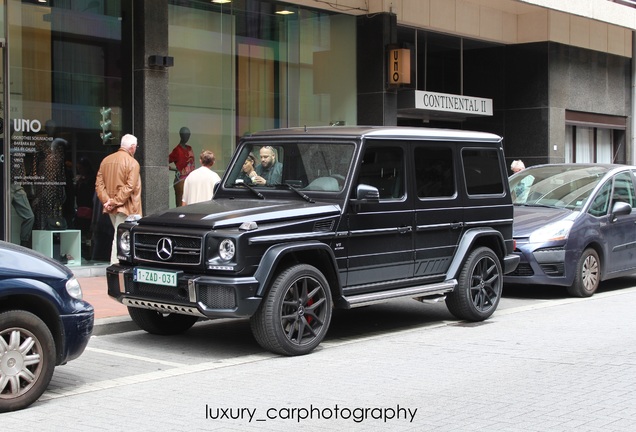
[245,126,503,143]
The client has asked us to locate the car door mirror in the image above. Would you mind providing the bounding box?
[610,200,632,221]
[352,184,379,201]
[350,184,379,212]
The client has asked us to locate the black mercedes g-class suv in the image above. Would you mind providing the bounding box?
[106,126,518,355]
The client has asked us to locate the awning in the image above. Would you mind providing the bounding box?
[565,110,626,130]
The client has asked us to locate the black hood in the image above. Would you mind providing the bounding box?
[138,199,341,229]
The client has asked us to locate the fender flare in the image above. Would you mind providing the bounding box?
[445,228,506,281]
[0,279,65,314]
[253,241,341,297]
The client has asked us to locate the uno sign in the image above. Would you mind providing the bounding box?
[389,48,411,85]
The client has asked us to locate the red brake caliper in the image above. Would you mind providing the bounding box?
[305,297,314,324]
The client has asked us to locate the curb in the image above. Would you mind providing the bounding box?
[72,264,108,278]
[92,316,137,336]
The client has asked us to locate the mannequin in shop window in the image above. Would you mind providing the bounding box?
[32,120,68,230]
[168,127,195,207]
[73,157,96,256]
[6,126,35,247]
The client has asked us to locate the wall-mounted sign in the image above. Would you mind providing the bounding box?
[414,90,493,116]
[388,48,411,85]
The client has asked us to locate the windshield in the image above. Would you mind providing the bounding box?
[224,141,355,192]
[509,165,609,210]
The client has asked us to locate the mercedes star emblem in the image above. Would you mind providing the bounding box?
[156,237,174,261]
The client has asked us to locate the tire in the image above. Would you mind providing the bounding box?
[567,248,600,298]
[446,247,502,321]
[127,307,198,335]
[0,310,56,413]
[250,264,333,356]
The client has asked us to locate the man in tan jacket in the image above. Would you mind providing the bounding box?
[95,134,142,264]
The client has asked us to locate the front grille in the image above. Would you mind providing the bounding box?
[198,285,236,309]
[509,263,534,276]
[134,233,202,265]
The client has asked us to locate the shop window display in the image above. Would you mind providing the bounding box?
[4,2,123,264]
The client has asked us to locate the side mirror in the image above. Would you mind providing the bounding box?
[350,184,380,206]
[611,200,632,222]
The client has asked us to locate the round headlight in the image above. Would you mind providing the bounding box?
[219,239,235,261]
[119,230,131,254]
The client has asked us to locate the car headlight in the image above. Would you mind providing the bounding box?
[119,230,131,255]
[529,220,574,243]
[219,239,235,261]
[65,277,83,300]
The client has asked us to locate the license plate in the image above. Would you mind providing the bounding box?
[134,268,179,287]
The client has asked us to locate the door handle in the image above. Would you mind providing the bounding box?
[398,226,412,234]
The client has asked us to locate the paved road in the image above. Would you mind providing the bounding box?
[4,279,636,431]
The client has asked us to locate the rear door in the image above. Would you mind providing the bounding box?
[413,143,463,281]
[460,145,511,248]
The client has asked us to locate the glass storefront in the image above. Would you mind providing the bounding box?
[1,0,357,265]
[4,0,122,263]
[166,0,356,207]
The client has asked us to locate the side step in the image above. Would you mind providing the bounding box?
[340,279,457,309]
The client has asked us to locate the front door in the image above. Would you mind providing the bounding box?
[344,144,414,291]
[602,171,636,274]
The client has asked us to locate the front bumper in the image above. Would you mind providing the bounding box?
[504,242,574,286]
[106,264,262,319]
[503,253,520,275]
[59,306,94,364]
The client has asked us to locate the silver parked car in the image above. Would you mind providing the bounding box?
[505,163,636,297]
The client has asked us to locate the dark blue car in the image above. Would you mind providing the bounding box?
[0,241,94,412]
[506,163,636,297]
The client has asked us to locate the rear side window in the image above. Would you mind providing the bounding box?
[461,148,505,195]
[415,147,455,198]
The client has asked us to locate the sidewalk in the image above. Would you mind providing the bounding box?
[77,276,128,320]
[72,263,133,334]
[76,273,140,336]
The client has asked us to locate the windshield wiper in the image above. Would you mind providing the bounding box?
[235,180,265,199]
[518,203,554,209]
[284,182,314,203]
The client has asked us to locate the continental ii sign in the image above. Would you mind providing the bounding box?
[415,90,493,116]
[393,90,493,118]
